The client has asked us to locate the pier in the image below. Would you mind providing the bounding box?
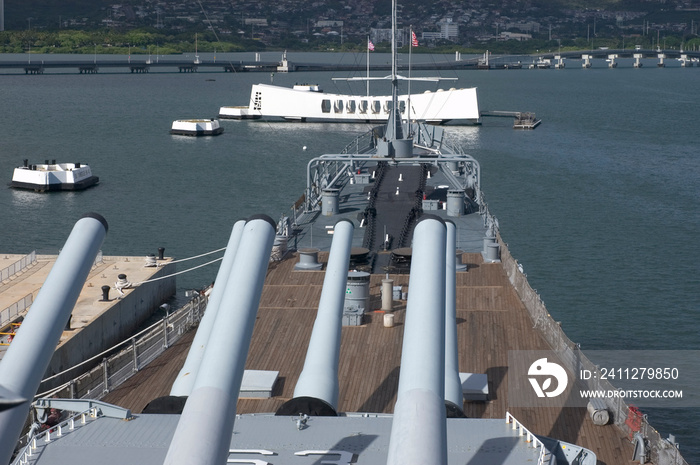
[480,111,541,129]
[0,252,176,389]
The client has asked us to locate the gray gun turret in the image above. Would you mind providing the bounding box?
[387,216,448,465]
[163,215,276,465]
[276,220,354,416]
[169,219,247,397]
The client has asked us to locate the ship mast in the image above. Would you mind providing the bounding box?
[391,0,397,84]
[333,0,452,133]
[385,0,404,142]
[331,0,454,147]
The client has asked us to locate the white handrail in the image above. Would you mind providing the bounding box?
[13,407,98,465]
[505,412,547,465]
[34,294,207,398]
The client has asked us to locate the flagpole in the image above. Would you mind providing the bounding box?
[408,26,412,124]
[367,35,370,96]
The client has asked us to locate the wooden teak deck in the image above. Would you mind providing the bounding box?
[104,251,634,464]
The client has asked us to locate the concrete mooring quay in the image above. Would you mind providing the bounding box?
[0,252,176,389]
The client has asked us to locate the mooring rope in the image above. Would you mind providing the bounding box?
[164,247,226,265]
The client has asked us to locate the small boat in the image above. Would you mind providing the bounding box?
[170,118,224,136]
[9,160,99,192]
[529,58,551,69]
[502,62,523,69]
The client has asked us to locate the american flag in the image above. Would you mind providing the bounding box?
[411,31,419,47]
[368,39,375,51]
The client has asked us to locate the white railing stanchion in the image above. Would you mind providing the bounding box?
[132,338,139,372]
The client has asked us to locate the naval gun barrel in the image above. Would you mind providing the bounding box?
[170,219,246,397]
[163,215,275,465]
[0,213,108,465]
[387,216,448,465]
[444,221,464,416]
[276,220,354,416]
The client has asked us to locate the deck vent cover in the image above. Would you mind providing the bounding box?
[447,190,465,217]
[343,271,370,326]
[322,188,340,216]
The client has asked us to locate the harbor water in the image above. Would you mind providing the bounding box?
[0,53,698,461]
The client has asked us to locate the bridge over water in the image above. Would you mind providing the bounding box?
[1,49,699,75]
[0,59,281,75]
[478,48,700,69]
[0,56,492,74]
[540,48,700,60]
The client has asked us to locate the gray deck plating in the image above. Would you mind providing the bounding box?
[25,413,543,465]
[292,162,487,255]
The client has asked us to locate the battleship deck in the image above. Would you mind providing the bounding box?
[103,249,635,463]
[0,253,176,385]
[93,126,633,463]
[100,150,636,463]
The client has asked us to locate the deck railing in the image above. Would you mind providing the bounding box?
[13,408,100,465]
[34,293,207,401]
[13,294,207,463]
[505,412,548,465]
[498,233,688,465]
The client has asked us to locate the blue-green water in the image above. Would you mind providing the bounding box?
[1,54,699,461]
